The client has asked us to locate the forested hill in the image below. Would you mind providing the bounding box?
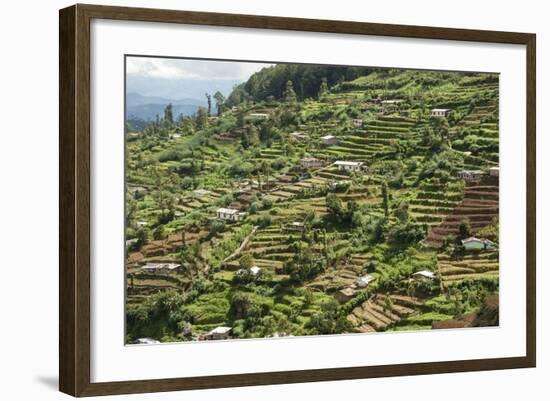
[226,64,377,105]
[227,64,498,106]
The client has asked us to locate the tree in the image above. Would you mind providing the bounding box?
[152,225,166,240]
[152,190,176,223]
[126,290,185,341]
[205,93,212,116]
[307,299,350,335]
[236,109,246,128]
[387,221,425,248]
[213,91,225,116]
[326,193,344,220]
[261,160,271,190]
[163,103,174,126]
[259,121,273,144]
[285,244,326,284]
[383,295,393,314]
[284,80,297,103]
[318,77,329,100]
[241,124,259,149]
[381,181,390,217]
[239,254,254,270]
[228,292,269,323]
[432,116,450,141]
[134,227,147,250]
[458,218,471,239]
[394,202,410,223]
[195,107,208,129]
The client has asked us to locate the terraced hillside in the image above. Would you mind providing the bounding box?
[427,176,499,247]
[124,64,500,344]
[438,250,499,286]
[348,294,422,333]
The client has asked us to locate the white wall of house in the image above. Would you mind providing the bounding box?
[431,109,450,117]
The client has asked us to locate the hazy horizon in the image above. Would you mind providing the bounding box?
[126,56,273,101]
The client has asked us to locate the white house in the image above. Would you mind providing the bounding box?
[431,108,451,117]
[334,160,366,172]
[136,338,160,345]
[456,169,485,181]
[489,166,499,177]
[204,326,232,341]
[216,208,246,222]
[126,238,139,247]
[289,132,308,141]
[461,237,497,251]
[352,118,363,128]
[412,270,436,281]
[320,135,339,146]
[381,99,402,105]
[356,275,375,288]
[287,221,305,232]
[300,157,324,169]
[141,263,181,274]
[237,265,261,277]
[330,180,352,190]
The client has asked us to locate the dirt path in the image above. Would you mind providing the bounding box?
[222,226,259,264]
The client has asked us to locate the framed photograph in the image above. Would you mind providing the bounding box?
[59,4,536,397]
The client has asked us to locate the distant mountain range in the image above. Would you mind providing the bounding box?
[126,92,206,121]
[126,75,242,122]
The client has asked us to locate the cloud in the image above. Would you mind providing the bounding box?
[126,57,272,81]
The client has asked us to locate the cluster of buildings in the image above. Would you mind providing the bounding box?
[335,269,438,303]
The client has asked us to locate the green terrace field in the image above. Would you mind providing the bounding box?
[125,66,500,343]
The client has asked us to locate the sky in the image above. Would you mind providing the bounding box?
[126,57,273,101]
